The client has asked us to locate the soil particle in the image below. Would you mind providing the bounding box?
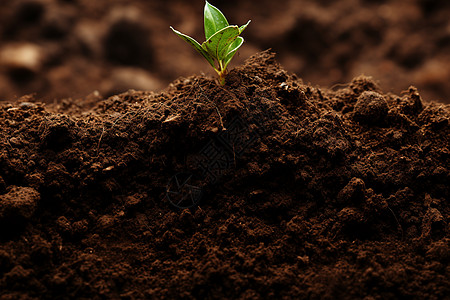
[0,186,39,221]
[337,177,366,205]
[97,214,117,230]
[421,207,445,239]
[353,91,389,125]
[55,215,71,233]
[40,116,74,151]
[349,75,382,96]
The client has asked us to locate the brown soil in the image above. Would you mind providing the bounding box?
[0,50,449,299]
[0,0,449,104]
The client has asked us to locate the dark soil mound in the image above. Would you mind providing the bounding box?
[0,51,449,299]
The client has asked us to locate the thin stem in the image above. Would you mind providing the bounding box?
[217,60,227,85]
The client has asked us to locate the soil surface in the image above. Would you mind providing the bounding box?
[0,0,450,104]
[0,50,449,299]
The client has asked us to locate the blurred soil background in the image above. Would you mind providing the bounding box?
[0,0,449,103]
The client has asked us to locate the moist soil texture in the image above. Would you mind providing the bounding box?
[0,51,449,299]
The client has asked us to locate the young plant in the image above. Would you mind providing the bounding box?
[170,1,250,85]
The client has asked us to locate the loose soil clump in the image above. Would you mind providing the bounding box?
[0,51,449,299]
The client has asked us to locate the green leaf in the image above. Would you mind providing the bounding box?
[202,25,240,61]
[170,26,216,69]
[223,37,244,69]
[204,1,229,40]
[239,20,251,34]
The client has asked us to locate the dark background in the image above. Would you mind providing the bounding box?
[0,0,449,103]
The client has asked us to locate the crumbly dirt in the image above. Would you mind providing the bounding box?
[0,0,449,104]
[0,51,448,299]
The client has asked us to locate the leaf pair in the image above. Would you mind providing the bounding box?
[171,1,250,85]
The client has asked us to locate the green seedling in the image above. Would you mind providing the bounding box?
[171,1,250,85]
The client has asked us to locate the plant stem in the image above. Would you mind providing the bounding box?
[217,60,226,85]
[218,70,226,85]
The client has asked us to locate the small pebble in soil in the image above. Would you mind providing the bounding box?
[353,91,389,125]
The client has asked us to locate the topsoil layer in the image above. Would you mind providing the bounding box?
[0,51,449,299]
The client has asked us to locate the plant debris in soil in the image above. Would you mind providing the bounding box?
[0,51,449,299]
